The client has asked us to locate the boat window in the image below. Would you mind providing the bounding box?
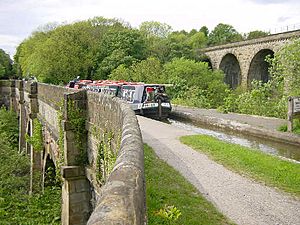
[121,86,136,103]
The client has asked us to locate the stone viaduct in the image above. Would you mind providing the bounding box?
[202,30,300,89]
[0,80,146,225]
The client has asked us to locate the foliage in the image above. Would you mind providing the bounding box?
[269,38,300,96]
[15,22,95,84]
[278,119,300,135]
[164,58,229,108]
[144,144,233,225]
[96,131,118,184]
[139,21,172,38]
[245,30,270,40]
[208,23,243,46]
[156,205,182,222]
[94,28,147,79]
[110,57,164,83]
[25,118,43,152]
[67,100,87,165]
[219,80,287,118]
[0,49,13,79]
[181,135,300,196]
[0,106,19,149]
[0,108,61,224]
[199,26,209,37]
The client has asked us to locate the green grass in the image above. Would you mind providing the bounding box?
[144,144,234,225]
[180,135,300,197]
[278,119,300,135]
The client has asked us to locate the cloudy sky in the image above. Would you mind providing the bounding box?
[1,0,300,57]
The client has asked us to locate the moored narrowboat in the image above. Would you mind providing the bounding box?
[66,79,171,119]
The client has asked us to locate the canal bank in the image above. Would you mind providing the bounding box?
[171,105,300,146]
[138,116,300,225]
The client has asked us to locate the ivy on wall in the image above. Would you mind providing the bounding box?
[66,100,87,165]
[92,125,121,185]
[25,118,43,152]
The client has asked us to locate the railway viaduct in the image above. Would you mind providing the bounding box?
[0,80,146,225]
[202,30,300,89]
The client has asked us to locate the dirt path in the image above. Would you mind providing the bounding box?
[138,116,300,225]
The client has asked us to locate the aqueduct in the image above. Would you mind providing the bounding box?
[202,30,300,88]
[1,29,300,225]
[0,80,145,225]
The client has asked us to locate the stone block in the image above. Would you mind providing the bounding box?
[62,166,85,179]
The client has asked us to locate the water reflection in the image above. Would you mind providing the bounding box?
[168,119,300,163]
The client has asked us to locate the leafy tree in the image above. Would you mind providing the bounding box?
[189,29,198,36]
[130,57,164,83]
[94,28,147,79]
[166,33,193,60]
[269,38,300,96]
[109,57,163,83]
[109,64,132,81]
[246,30,270,40]
[188,32,207,49]
[0,49,13,79]
[139,21,172,38]
[200,26,209,37]
[95,49,136,80]
[208,23,243,46]
[164,58,228,108]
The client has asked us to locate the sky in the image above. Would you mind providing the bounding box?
[0,0,300,58]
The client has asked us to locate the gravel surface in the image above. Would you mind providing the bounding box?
[138,116,300,225]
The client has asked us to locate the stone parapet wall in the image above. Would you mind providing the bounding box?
[37,83,74,139]
[87,92,145,225]
[0,80,13,108]
[203,29,300,52]
[0,80,146,225]
[37,83,74,110]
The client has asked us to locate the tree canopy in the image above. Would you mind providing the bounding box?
[0,49,13,79]
[13,16,272,91]
[208,23,243,46]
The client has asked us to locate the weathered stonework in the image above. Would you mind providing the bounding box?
[202,30,300,88]
[0,80,146,225]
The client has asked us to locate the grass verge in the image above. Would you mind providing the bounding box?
[180,135,300,197]
[144,144,234,225]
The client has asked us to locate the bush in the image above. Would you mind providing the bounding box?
[164,58,229,108]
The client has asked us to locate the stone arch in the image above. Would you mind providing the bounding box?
[43,154,57,187]
[26,120,31,154]
[202,57,213,69]
[219,53,241,89]
[247,49,274,86]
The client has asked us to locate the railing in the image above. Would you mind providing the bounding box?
[265,23,300,34]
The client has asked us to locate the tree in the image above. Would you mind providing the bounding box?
[139,21,172,38]
[164,58,228,107]
[269,38,300,96]
[109,57,164,83]
[94,28,148,79]
[246,30,270,40]
[188,32,207,49]
[208,23,243,46]
[0,49,13,79]
[200,26,209,37]
[130,57,164,83]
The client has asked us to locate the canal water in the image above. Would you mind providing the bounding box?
[167,118,300,163]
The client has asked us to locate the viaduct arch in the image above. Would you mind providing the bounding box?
[202,30,300,88]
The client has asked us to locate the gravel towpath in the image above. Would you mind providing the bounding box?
[137,116,300,225]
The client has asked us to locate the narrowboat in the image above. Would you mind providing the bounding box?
[67,79,171,119]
